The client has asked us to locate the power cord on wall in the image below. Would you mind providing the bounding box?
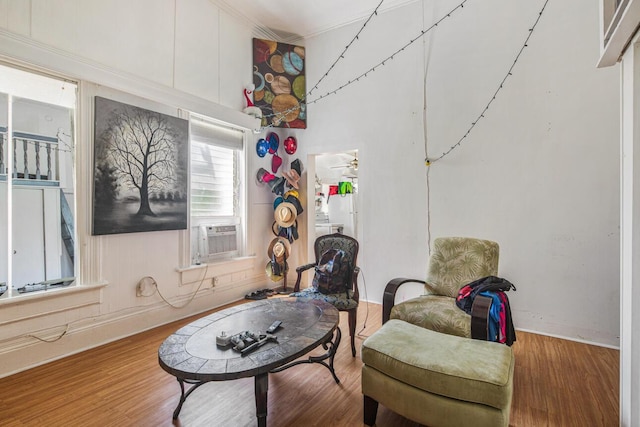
[423,0,436,257]
[7,266,212,345]
[26,324,70,343]
[144,264,210,309]
[356,268,370,339]
[16,304,154,344]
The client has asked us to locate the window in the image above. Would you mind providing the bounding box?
[598,0,640,66]
[189,115,246,263]
[0,63,77,298]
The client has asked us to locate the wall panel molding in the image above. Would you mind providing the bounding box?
[0,28,260,131]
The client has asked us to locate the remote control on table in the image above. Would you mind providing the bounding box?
[266,320,282,333]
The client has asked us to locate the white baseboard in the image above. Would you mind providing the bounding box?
[515,327,620,350]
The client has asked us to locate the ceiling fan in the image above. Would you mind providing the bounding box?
[331,156,358,171]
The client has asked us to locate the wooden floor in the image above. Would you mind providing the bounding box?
[0,300,619,426]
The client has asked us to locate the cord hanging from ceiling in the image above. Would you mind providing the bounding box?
[425,0,550,165]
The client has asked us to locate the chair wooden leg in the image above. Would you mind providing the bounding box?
[363,394,378,426]
[348,309,357,357]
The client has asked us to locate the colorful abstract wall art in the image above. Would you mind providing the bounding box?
[253,38,306,129]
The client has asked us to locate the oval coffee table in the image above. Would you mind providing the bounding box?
[158,298,341,426]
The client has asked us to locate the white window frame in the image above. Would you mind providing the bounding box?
[188,114,247,264]
[598,0,640,66]
[0,62,78,299]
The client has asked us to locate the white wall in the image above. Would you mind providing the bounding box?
[301,0,621,346]
[0,0,276,378]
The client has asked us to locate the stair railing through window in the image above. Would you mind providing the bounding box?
[10,132,59,184]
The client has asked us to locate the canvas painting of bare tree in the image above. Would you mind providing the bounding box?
[92,96,188,235]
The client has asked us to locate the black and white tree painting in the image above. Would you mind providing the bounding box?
[93,96,188,235]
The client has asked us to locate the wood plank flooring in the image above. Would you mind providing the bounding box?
[0,300,619,426]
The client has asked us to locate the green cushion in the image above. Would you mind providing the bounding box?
[362,366,509,427]
[361,319,514,410]
[426,237,499,298]
[390,295,471,338]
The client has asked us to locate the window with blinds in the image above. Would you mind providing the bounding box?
[189,115,245,261]
[190,141,236,217]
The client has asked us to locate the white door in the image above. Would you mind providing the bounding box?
[12,187,61,286]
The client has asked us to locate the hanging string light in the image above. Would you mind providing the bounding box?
[307,0,469,105]
[307,0,385,99]
[426,0,550,165]
[260,0,469,130]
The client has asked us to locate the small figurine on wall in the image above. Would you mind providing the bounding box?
[243,84,263,119]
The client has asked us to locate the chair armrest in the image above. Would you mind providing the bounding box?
[470,294,492,341]
[293,263,316,292]
[295,263,316,274]
[382,278,426,324]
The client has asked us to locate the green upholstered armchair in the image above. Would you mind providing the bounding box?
[383,237,499,339]
[291,233,360,357]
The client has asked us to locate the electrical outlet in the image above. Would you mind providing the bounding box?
[136,276,156,297]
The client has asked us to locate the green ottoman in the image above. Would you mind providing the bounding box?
[361,319,514,427]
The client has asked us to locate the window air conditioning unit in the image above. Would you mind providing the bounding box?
[199,224,239,258]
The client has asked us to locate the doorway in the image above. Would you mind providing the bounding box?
[312,150,359,241]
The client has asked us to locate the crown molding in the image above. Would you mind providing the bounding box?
[301,0,421,41]
[210,0,299,43]
[209,0,419,44]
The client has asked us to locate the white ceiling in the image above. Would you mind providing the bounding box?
[213,0,419,43]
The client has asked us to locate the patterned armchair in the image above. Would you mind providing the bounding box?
[383,237,499,339]
[291,233,360,357]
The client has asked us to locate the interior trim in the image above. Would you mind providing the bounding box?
[0,28,261,131]
[598,0,640,67]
